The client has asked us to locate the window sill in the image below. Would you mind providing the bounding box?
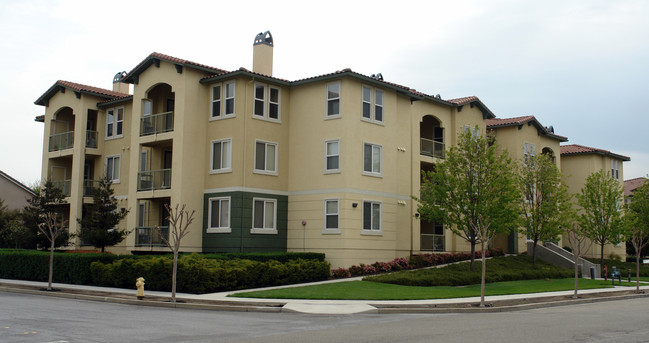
[322,228,341,235]
[105,135,124,141]
[250,228,278,235]
[360,117,384,126]
[360,230,383,236]
[324,114,342,120]
[209,114,236,121]
[324,169,341,175]
[209,168,232,175]
[206,227,232,234]
[362,171,383,178]
[252,116,282,124]
[253,170,278,176]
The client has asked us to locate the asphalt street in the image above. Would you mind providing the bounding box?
[2,292,649,343]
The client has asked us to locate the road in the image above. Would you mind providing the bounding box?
[1,292,648,343]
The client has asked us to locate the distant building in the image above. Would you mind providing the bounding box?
[0,170,35,210]
[624,177,647,204]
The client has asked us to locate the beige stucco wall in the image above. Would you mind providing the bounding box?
[0,176,33,210]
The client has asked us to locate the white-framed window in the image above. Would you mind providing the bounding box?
[207,197,231,233]
[251,198,277,234]
[362,200,381,232]
[361,86,383,123]
[106,107,124,138]
[254,140,277,175]
[253,83,281,121]
[106,155,120,183]
[363,142,382,176]
[611,160,620,180]
[325,140,340,173]
[324,199,339,232]
[524,142,535,165]
[326,82,340,117]
[210,139,232,173]
[211,81,235,119]
[463,125,481,139]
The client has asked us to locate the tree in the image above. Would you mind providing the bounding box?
[517,153,574,265]
[576,170,625,270]
[155,204,195,302]
[21,181,68,249]
[564,222,592,299]
[623,179,649,293]
[417,128,520,307]
[37,212,68,291]
[77,177,129,253]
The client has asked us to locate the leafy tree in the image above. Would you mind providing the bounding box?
[77,177,129,253]
[37,212,68,291]
[21,181,68,249]
[576,170,625,270]
[623,179,649,293]
[417,128,520,307]
[517,153,574,264]
[155,204,195,302]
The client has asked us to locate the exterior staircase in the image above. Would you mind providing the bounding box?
[527,241,600,278]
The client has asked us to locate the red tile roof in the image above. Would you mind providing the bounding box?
[122,52,227,83]
[486,115,568,142]
[35,80,129,106]
[624,177,647,196]
[560,144,630,161]
[446,96,479,105]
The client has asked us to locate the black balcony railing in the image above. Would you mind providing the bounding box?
[135,226,169,247]
[420,138,445,159]
[137,169,171,191]
[49,131,74,152]
[140,112,174,136]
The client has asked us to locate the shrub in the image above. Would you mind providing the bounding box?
[331,267,351,278]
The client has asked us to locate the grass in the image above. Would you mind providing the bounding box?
[231,278,627,300]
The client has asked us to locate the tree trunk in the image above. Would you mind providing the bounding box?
[171,249,178,302]
[636,249,641,294]
[101,246,105,253]
[48,239,54,291]
[480,239,487,307]
[573,249,579,299]
[599,242,605,273]
[532,238,538,266]
[470,239,476,272]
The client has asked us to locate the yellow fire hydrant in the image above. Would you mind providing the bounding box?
[136,277,145,300]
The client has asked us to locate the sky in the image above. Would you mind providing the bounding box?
[1,0,648,186]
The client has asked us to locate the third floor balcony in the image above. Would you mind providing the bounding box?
[140,112,174,136]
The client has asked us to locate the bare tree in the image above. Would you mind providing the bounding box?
[37,212,68,291]
[624,179,649,293]
[564,222,592,299]
[155,204,195,302]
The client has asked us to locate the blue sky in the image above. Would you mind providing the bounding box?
[1,0,647,185]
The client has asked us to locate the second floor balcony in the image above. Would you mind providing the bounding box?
[420,138,445,159]
[140,112,174,136]
[51,179,71,197]
[49,131,74,152]
[137,169,171,191]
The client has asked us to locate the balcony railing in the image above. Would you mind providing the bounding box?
[420,234,445,252]
[82,180,102,197]
[135,226,169,247]
[137,169,172,191]
[49,131,74,152]
[420,138,445,159]
[140,112,174,136]
[86,130,98,148]
[51,179,71,197]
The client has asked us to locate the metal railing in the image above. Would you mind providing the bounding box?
[82,180,102,197]
[49,131,74,151]
[420,138,445,159]
[51,179,71,197]
[420,234,445,252]
[137,169,172,191]
[86,130,98,148]
[135,226,169,247]
[140,111,174,136]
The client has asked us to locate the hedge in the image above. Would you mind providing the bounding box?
[364,255,574,287]
[90,254,331,293]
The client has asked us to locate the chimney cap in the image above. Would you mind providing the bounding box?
[113,71,127,83]
[254,31,273,47]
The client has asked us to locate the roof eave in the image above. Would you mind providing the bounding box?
[97,95,134,108]
[200,70,291,86]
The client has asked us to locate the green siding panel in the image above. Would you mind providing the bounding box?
[202,191,288,253]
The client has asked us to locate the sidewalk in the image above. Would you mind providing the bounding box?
[1,278,648,315]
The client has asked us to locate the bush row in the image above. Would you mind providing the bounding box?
[91,254,330,293]
[0,249,326,287]
[331,248,504,278]
[364,255,574,287]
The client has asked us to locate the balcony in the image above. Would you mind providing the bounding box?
[135,226,169,247]
[86,130,98,149]
[137,169,171,191]
[420,138,445,159]
[140,112,174,136]
[82,180,102,197]
[51,179,71,197]
[49,131,74,152]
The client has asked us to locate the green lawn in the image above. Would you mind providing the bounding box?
[231,278,627,300]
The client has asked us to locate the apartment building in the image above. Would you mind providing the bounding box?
[34,31,628,267]
[560,144,630,259]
